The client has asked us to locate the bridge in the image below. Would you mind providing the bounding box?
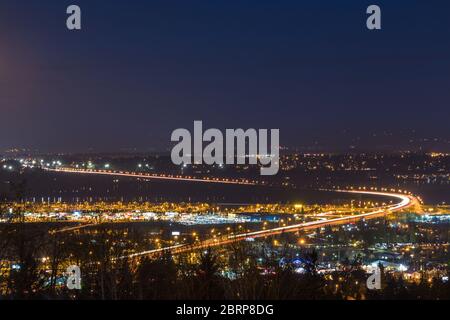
[44,167,263,186]
[42,167,418,259]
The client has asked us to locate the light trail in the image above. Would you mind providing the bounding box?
[42,167,417,259]
[50,223,97,234]
[44,167,261,186]
[121,189,416,259]
[44,167,261,235]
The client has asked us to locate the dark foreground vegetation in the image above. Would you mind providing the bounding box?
[1,221,449,300]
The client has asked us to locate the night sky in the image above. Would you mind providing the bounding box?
[1,1,449,152]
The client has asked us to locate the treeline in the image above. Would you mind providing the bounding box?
[1,224,449,300]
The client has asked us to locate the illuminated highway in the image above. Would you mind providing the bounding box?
[51,223,97,234]
[45,167,261,185]
[42,167,417,259]
[123,190,416,259]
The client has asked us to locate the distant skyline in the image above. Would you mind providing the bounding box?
[2,129,449,154]
[1,1,449,152]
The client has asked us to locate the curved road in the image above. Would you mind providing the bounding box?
[42,167,417,259]
[124,189,416,258]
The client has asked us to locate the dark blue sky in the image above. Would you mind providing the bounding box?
[1,1,449,152]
